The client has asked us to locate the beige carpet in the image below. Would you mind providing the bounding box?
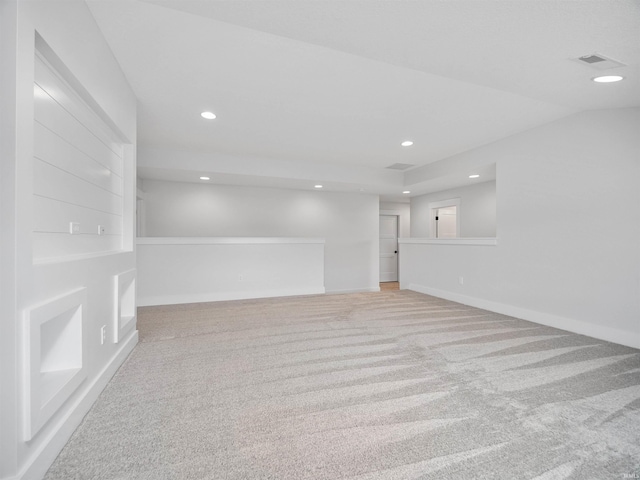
[46,290,640,479]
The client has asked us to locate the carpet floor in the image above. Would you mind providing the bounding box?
[45,290,640,479]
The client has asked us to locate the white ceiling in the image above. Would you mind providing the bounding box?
[87,0,640,200]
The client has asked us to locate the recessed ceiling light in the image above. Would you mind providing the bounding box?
[402,190,411,194]
[469,174,480,179]
[401,141,414,147]
[199,176,210,180]
[314,185,323,189]
[592,75,624,83]
[201,111,216,119]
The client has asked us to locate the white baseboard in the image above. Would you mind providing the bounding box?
[137,287,326,307]
[408,283,640,350]
[18,330,138,480]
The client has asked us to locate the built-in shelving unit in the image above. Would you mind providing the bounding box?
[32,50,125,262]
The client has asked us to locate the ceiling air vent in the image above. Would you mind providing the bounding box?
[579,54,606,64]
[386,163,415,171]
[574,53,626,70]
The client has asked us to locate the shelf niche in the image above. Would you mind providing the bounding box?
[24,288,87,440]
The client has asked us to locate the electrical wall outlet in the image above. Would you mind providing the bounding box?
[100,325,107,345]
[459,276,464,285]
[97,225,105,235]
[69,222,80,235]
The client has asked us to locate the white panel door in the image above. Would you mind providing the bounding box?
[379,215,398,282]
[436,206,457,238]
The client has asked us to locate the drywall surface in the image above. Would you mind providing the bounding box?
[141,180,380,293]
[137,238,325,305]
[402,108,640,349]
[410,180,496,237]
[1,2,137,479]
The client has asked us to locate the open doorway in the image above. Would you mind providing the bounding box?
[434,205,457,238]
[136,192,145,237]
[429,198,460,238]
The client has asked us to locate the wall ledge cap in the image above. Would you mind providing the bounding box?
[137,237,326,245]
[399,237,497,246]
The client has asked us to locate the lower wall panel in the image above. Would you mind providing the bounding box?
[399,240,640,350]
[137,238,326,306]
[140,287,325,307]
[407,282,640,350]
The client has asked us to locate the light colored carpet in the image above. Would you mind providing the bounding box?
[46,290,640,479]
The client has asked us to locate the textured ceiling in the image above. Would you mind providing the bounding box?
[87,0,640,198]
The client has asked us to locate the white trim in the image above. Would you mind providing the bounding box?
[379,209,404,216]
[427,198,461,210]
[400,237,497,246]
[18,330,137,480]
[137,237,325,246]
[407,283,640,350]
[137,287,326,307]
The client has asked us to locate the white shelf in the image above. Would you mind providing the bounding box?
[40,368,82,408]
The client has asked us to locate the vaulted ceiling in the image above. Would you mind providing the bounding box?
[87,0,640,200]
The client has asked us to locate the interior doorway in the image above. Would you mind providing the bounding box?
[434,205,457,238]
[379,215,399,282]
[136,195,145,237]
[429,198,460,238]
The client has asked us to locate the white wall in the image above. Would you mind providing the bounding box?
[0,2,19,477]
[137,238,325,306]
[1,2,137,479]
[141,180,380,293]
[402,108,640,349]
[410,180,496,238]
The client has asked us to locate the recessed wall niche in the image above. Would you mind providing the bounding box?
[33,40,125,262]
[114,269,136,343]
[24,288,87,440]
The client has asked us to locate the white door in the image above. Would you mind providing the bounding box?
[429,199,460,239]
[379,215,399,282]
[435,206,457,238]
